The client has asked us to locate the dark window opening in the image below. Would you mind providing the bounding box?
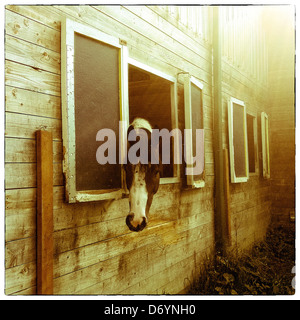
[232,103,247,178]
[128,64,174,178]
[247,114,256,173]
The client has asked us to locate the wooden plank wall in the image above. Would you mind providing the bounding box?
[5,5,271,295]
[219,8,272,253]
[221,60,272,254]
[263,7,295,225]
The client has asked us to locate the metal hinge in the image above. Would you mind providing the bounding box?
[119,39,127,46]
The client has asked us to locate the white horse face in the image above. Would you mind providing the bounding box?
[124,119,160,232]
[125,162,160,232]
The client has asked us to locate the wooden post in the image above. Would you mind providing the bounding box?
[36,130,53,294]
[223,148,232,246]
[213,6,226,253]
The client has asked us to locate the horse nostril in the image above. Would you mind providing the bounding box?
[126,214,134,228]
[126,214,147,232]
[140,216,147,229]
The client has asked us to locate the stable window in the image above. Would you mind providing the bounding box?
[261,112,270,178]
[228,97,249,183]
[128,58,180,183]
[61,18,129,203]
[246,112,258,175]
[179,73,205,188]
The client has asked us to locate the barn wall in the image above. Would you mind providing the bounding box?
[218,6,272,254]
[222,62,272,253]
[263,7,295,225]
[5,5,272,295]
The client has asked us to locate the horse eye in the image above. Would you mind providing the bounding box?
[153,168,160,176]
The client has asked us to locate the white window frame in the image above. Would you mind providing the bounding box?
[128,57,180,184]
[247,111,259,176]
[228,97,249,183]
[61,18,129,203]
[179,73,205,188]
[261,112,270,179]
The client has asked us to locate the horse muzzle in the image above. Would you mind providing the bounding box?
[126,214,147,232]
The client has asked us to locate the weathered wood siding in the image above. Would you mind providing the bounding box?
[264,7,295,225]
[5,5,273,295]
[221,61,272,253]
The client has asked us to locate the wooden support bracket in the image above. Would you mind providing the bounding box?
[36,130,54,295]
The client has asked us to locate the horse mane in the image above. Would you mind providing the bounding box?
[130,117,152,133]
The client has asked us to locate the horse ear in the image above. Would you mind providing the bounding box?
[127,125,134,138]
[152,125,163,177]
[127,125,135,146]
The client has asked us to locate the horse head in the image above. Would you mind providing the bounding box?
[124,118,161,232]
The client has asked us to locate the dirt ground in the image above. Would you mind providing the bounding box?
[188,225,295,295]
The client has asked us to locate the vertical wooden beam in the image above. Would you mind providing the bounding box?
[223,148,232,246]
[36,130,53,295]
[212,6,226,253]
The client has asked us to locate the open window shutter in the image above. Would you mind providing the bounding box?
[61,18,128,203]
[180,73,205,188]
[228,98,249,183]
